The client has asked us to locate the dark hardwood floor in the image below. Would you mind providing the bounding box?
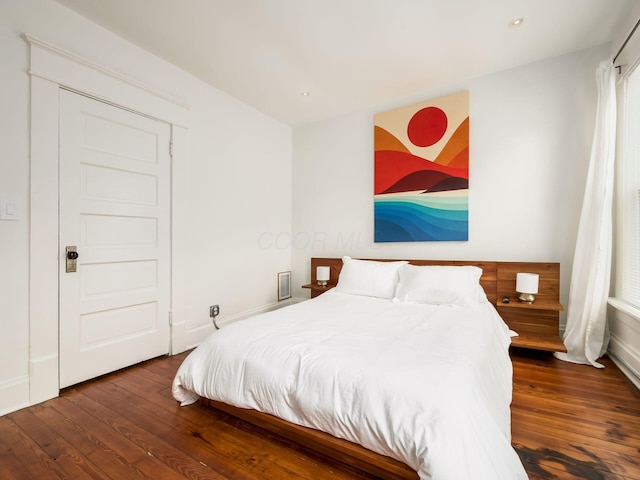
[510,348,640,480]
[1,348,638,479]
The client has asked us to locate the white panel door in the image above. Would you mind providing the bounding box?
[59,90,171,388]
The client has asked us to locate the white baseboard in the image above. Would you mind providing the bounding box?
[606,299,640,390]
[29,353,59,405]
[0,375,30,417]
[216,297,305,327]
[175,297,306,354]
[608,338,640,390]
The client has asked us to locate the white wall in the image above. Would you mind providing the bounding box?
[0,0,292,415]
[291,45,608,318]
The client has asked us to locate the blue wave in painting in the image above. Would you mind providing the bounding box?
[374,195,468,242]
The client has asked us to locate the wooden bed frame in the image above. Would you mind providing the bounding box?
[201,258,562,479]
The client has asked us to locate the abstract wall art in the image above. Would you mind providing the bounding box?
[374,91,469,242]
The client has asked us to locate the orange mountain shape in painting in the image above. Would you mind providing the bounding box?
[433,117,469,168]
[374,126,410,153]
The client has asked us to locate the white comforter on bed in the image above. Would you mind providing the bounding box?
[172,291,527,480]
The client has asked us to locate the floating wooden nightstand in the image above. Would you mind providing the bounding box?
[496,263,566,352]
[303,260,341,298]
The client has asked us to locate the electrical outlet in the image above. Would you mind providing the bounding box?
[209,305,220,317]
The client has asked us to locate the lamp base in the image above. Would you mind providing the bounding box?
[317,280,328,287]
[518,293,536,304]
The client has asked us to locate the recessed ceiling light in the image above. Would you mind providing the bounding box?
[509,17,524,28]
[300,91,310,97]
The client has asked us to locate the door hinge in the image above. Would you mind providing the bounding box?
[169,140,174,157]
[168,311,173,326]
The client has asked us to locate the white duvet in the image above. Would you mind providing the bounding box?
[172,291,527,479]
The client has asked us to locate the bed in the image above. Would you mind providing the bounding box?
[172,258,530,479]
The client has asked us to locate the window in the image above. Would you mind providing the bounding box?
[616,64,640,309]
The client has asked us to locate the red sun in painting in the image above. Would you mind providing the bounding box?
[407,107,448,147]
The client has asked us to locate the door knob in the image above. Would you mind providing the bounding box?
[65,246,78,273]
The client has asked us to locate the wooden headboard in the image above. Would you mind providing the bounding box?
[309,257,561,307]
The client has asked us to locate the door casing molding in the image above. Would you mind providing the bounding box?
[27,33,190,405]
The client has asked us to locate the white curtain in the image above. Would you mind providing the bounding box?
[555,59,617,368]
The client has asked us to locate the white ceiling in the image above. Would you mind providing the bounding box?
[52,0,636,126]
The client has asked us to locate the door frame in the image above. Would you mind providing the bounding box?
[27,34,190,405]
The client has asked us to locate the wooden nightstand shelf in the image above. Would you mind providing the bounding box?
[302,283,335,298]
[496,263,566,352]
[496,298,566,352]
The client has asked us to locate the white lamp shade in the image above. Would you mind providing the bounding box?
[516,273,539,294]
[317,266,331,282]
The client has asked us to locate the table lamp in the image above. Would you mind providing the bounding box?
[316,266,330,287]
[516,272,539,304]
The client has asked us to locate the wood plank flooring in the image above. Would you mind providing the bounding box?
[510,348,640,480]
[1,348,638,479]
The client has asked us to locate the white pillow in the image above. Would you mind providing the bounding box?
[393,264,484,307]
[335,256,407,299]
